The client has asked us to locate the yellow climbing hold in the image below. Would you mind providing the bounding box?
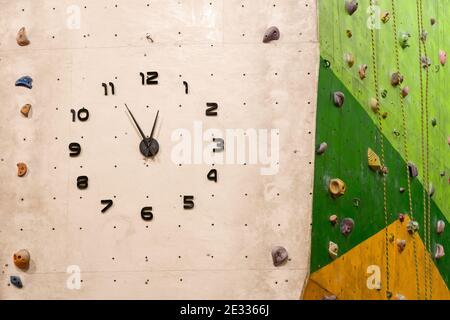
[368,148,381,171]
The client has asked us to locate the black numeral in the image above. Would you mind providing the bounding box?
[140,71,158,85]
[101,199,113,213]
[213,138,224,153]
[77,176,88,190]
[69,142,81,157]
[70,108,89,122]
[102,82,115,95]
[183,196,194,209]
[206,102,218,116]
[207,169,217,182]
[141,206,153,221]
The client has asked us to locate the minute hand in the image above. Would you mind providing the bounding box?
[149,110,159,140]
[125,104,149,145]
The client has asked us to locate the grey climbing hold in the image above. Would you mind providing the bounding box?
[421,56,431,69]
[316,142,328,155]
[399,32,410,49]
[15,76,33,89]
[400,187,405,193]
[437,220,445,234]
[322,295,337,300]
[333,91,345,107]
[10,276,23,289]
[435,244,445,260]
[408,162,418,178]
[345,53,354,68]
[359,64,367,80]
[407,220,419,234]
[420,30,428,42]
[429,183,435,197]
[345,0,358,16]
[262,26,280,43]
[328,241,338,259]
[271,246,288,267]
[340,218,354,236]
[390,72,403,87]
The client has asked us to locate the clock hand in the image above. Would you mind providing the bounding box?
[125,103,149,147]
[149,110,159,140]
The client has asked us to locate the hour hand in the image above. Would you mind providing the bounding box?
[125,104,148,144]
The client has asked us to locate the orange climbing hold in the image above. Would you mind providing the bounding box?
[13,249,30,270]
[368,148,381,171]
[16,27,30,46]
[20,104,31,117]
[17,163,27,177]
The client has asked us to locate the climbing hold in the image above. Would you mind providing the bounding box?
[399,214,405,222]
[448,136,450,146]
[399,187,405,193]
[328,241,338,259]
[316,142,328,155]
[407,220,419,234]
[17,163,27,177]
[389,233,395,243]
[386,291,393,299]
[407,162,418,178]
[271,246,288,267]
[352,198,360,207]
[13,249,30,270]
[346,30,352,38]
[20,104,31,117]
[322,295,337,300]
[16,27,30,46]
[401,86,409,98]
[435,244,445,260]
[380,166,389,175]
[369,98,380,113]
[390,72,403,87]
[344,53,354,68]
[395,294,406,300]
[397,239,406,252]
[381,12,390,23]
[381,89,388,98]
[439,50,447,66]
[430,18,436,26]
[358,64,367,80]
[393,129,400,137]
[420,30,428,42]
[429,183,435,197]
[431,118,437,127]
[368,148,381,171]
[440,171,446,177]
[15,76,33,89]
[345,0,358,16]
[333,91,345,108]
[329,214,338,226]
[421,56,431,69]
[329,178,346,198]
[382,112,388,119]
[262,26,280,43]
[399,32,410,49]
[436,220,445,234]
[10,276,23,289]
[340,218,354,236]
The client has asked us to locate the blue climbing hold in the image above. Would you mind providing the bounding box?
[15,76,33,89]
[10,276,23,289]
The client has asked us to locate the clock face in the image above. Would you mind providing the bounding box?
[0,1,317,299]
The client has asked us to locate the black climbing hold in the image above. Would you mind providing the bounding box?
[271,246,288,267]
[10,276,23,289]
[432,119,437,126]
[15,76,33,89]
[345,0,358,16]
[340,218,354,236]
[333,91,345,107]
[323,59,331,68]
[408,162,418,178]
[262,26,280,43]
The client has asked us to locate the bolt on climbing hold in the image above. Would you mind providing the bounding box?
[396,239,406,252]
[381,89,388,99]
[389,233,395,243]
[359,64,367,80]
[15,76,33,89]
[322,295,337,300]
[316,142,328,155]
[329,178,346,198]
[381,12,390,23]
[382,112,388,119]
[329,214,338,226]
[420,30,428,42]
[407,221,419,234]
[401,86,409,98]
[344,53,354,68]
[16,27,30,46]
[340,218,354,236]
[421,56,431,69]
[13,249,30,270]
[395,293,406,300]
[345,0,358,15]
[332,91,345,108]
[399,214,405,222]
[368,148,381,171]
[271,246,288,267]
[20,104,31,117]
[429,183,435,197]
[393,129,400,137]
[440,171,446,177]
[436,220,445,234]
[10,276,23,289]
[439,50,447,66]
[386,291,393,299]
[369,98,380,113]
[407,162,418,178]
[430,18,436,26]
[399,187,405,193]
[328,241,338,259]
[399,32,410,49]
[262,26,280,43]
[390,72,403,87]
[346,30,352,38]
[435,244,445,260]
[17,163,27,177]
[431,119,437,127]
[352,198,360,207]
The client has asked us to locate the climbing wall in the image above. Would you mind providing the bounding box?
[0,1,319,299]
[303,0,449,300]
